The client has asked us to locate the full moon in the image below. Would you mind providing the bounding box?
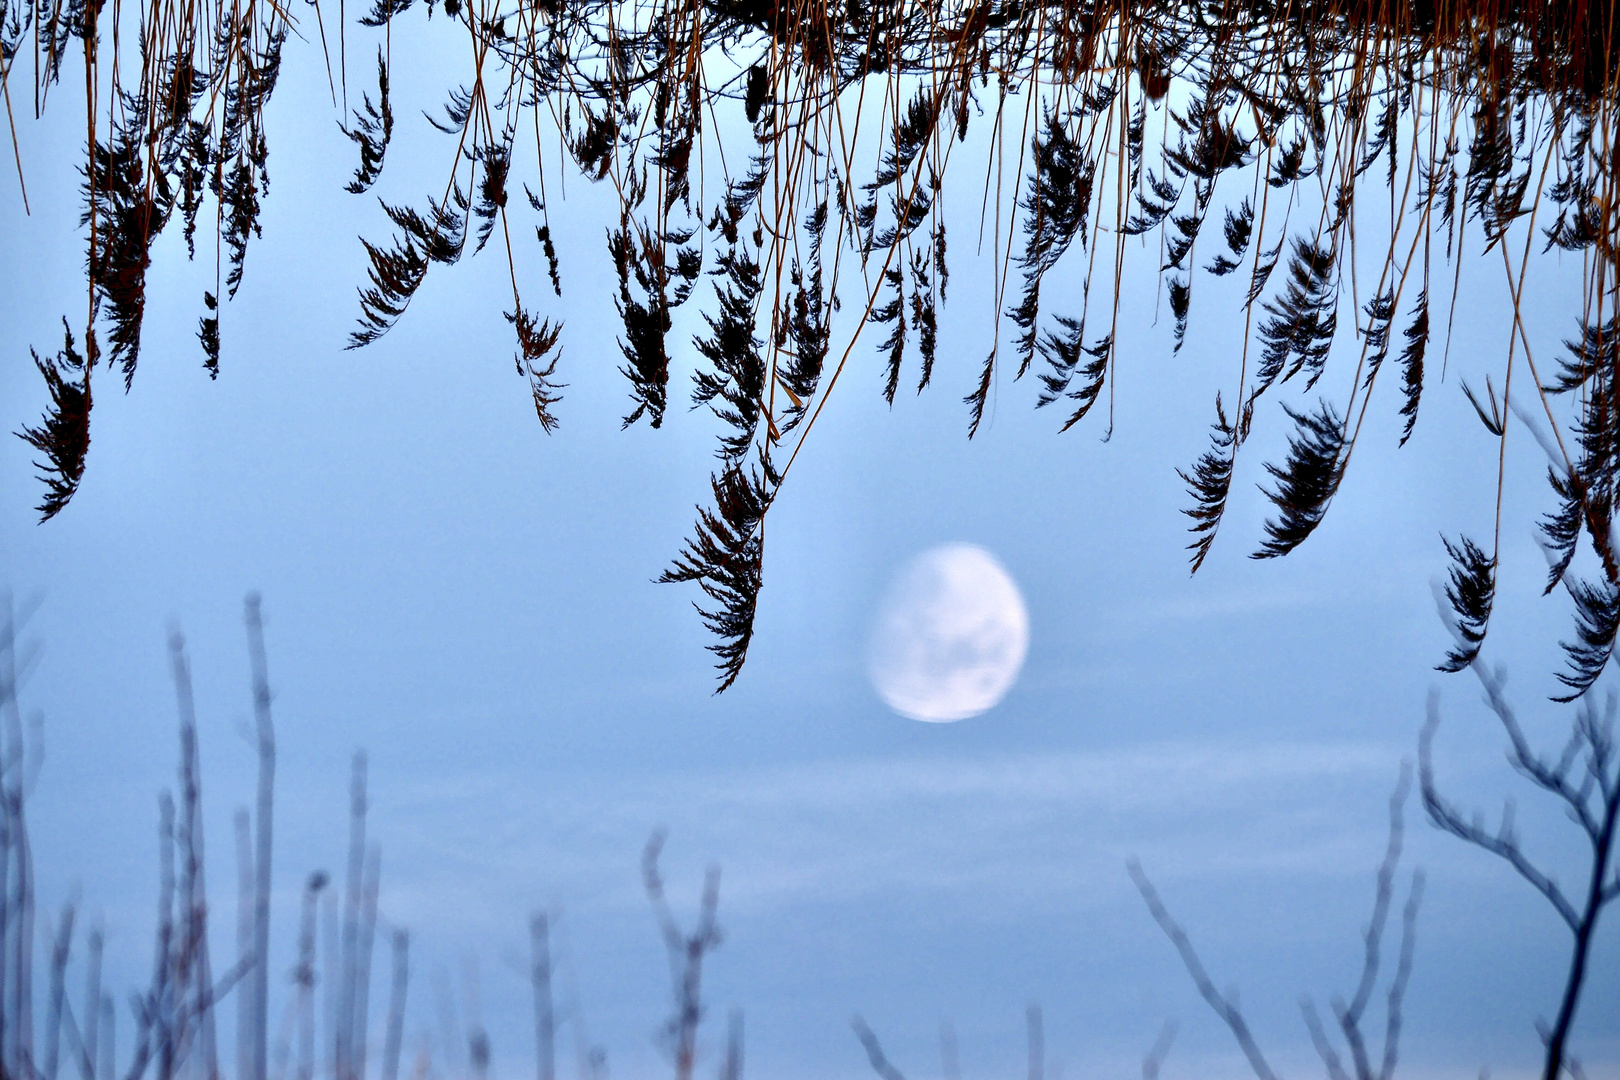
[867,543,1030,722]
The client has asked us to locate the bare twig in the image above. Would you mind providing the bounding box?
[1026,1004,1043,1080]
[642,832,721,1080]
[43,900,75,1080]
[1140,1020,1177,1080]
[381,929,409,1080]
[1422,672,1620,1080]
[1133,766,1423,1080]
[246,594,276,1080]
[530,914,554,1080]
[718,1008,742,1080]
[850,1017,905,1080]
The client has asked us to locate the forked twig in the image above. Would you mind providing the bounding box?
[1421,669,1620,1080]
[1132,765,1423,1080]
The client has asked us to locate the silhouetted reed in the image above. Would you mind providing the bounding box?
[8,0,1618,691]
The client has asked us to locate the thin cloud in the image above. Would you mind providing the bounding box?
[380,740,1402,927]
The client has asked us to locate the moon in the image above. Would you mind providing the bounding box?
[867,543,1030,722]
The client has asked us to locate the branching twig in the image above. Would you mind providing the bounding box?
[1421,670,1620,1080]
[1133,766,1423,1080]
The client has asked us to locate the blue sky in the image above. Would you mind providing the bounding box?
[2,31,1617,1080]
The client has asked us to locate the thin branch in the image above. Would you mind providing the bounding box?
[1420,691,1581,930]
[850,1017,906,1080]
[1127,859,1281,1080]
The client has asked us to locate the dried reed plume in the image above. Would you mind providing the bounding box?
[7,0,1618,688]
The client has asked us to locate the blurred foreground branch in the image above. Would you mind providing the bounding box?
[1130,765,1424,1080]
[1421,665,1620,1080]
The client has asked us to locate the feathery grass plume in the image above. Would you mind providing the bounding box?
[909,251,938,394]
[1008,110,1097,375]
[360,0,413,25]
[862,89,943,255]
[349,186,469,347]
[1542,319,1618,583]
[506,307,564,433]
[86,107,176,388]
[876,268,907,404]
[426,86,475,136]
[652,101,697,211]
[777,211,831,429]
[1245,237,1283,309]
[1253,400,1345,559]
[18,321,94,522]
[1255,239,1339,394]
[692,240,766,462]
[613,162,701,430]
[199,293,221,379]
[1206,198,1253,276]
[1436,535,1497,672]
[1539,467,1586,595]
[1164,212,1201,276]
[1554,577,1620,700]
[1547,318,1619,396]
[1355,92,1400,186]
[866,86,942,206]
[216,26,289,299]
[660,462,774,691]
[343,50,393,195]
[178,122,211,259]
[1463,96,1520,250]
[1122,170,1180,237]
[963,347,997,440]
[568,106,616,182]
[1397,294,1428,446]
[523,189,564,298]
[1163,77,1247,188]
[1360,289,1397,383]
[708,155,771,248]
[1167,276,1191,352]
[537,226,562,296]
[349,229,431,349]
[1546,329,1620,594]
[1035,317,1109,430]
[471,142,511,256]
[1179,394,1238,572]
[744,63,768,124]
[607,198,665,425]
